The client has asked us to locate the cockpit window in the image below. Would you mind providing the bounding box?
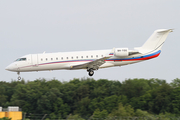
[15,58,27,61]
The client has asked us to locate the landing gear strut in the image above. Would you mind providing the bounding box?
[17,72,21,80]
[88,69,94,76]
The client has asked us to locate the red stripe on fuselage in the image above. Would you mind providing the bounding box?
[105,53,160,62]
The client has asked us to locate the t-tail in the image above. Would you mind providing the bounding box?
[135,29,173,54]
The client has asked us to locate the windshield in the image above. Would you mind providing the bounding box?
[15,58,27,61]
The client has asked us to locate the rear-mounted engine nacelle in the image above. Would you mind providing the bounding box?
[114,48,129,57]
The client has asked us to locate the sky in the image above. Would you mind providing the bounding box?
[0,0,179,83]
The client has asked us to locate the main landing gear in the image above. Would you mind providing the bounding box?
[17,72,21,80]
[87,68,94,76]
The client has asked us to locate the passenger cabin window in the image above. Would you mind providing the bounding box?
[76,56,78,59]
[61,57,63,60]
[96,55,98,58]
[46,58,48,61]
[91,55,93,58]
[71,57,73,59]
[51,58,53,60]
[41,58,43,61]
[81,56,83,58]
[86,56,88,58]
[15,58,27,61]
[101,55,103,57]
[67,57,68,59]
[56,58,58,60]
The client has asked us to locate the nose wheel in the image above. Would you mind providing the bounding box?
[17,72,21,80]
[18,76,21,80]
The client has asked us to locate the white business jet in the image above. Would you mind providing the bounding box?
[6,29,172,80]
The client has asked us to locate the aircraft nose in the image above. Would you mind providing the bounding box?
[5,65,12,71]
[5,63,17,71]
[5,66,9,70]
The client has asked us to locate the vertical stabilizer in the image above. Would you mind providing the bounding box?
[136,29,173,53]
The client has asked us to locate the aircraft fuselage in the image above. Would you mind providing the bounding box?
[6,49,160,72]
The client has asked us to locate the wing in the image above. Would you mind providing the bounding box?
[70,56,111,70]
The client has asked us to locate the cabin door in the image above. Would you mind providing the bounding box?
[31,54,39,67]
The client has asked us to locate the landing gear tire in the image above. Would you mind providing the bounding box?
[88,70,94,76]
[18,76,21,80]
[17,72,21,80]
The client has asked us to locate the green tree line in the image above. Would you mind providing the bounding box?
[0,78,180,119]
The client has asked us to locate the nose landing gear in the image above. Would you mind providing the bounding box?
[17,72,21,80]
